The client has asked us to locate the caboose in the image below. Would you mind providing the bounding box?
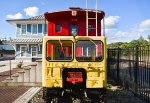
[42,6,106,103]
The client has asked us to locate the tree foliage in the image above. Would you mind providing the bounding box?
[107,36,149,49]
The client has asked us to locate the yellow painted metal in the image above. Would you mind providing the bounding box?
[42,36,107,88]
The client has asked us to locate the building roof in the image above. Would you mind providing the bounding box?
[29,15,44,20]
[0,45,14,50]
[8,38,42,44]
[7,15,44,22]
[6,15,45,26]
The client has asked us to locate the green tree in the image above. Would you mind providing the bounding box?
[147,35,150,41]
[107,36,149,49]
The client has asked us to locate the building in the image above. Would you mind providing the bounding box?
[6,15,47,62]
[0,44,15,61]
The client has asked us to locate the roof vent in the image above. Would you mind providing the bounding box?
[69,7,82,10]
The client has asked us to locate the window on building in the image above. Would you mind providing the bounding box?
[31,46,37,57]
[44,24,47,34]
[17,24,21,34]
[27,24,31,34]
[88,24,92,32]
[70,25,78,36]
[20,46,27,57]
[56,25,61,32]
[33,24,37,34]
[22,25,26,34]
[1,54,3,57]
[38,24,42,34]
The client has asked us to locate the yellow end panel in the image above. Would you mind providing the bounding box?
[42,36,107,88]
[87,79,103,88]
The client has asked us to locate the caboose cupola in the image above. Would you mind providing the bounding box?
[44,7,105,36]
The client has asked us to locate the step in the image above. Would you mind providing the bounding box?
[18,70,25,82]
[12,73,19,82]
[5,77,13,82]
[29,64,37,82]
[24,67,31,82]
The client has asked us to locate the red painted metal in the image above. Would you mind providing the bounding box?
[44,9,105,36]
[66,72,83,84]
[44,8,105,58]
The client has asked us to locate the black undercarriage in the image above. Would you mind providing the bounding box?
[43,88,106,103]
[43,68,106,103]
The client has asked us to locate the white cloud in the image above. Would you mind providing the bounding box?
[105,16,120,29]
[139,19,150,32]
[105,17,150,43]
[103,16,120,37]
[107,28,144,43]
[24,7,39,17]
[6,12,23,19]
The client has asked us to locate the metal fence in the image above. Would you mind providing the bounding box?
[107,46,150,102]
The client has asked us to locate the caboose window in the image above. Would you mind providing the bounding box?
[56,25,61,32]
[46,40,73,61]
[76,40,103,62]
[70,25,78,36]
[88,24,92,32]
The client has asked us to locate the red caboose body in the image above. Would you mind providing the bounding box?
[44,7,105,58]
[44,7,104,37]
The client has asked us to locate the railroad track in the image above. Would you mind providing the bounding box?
[27,89,145,103]
[13,86,145,103]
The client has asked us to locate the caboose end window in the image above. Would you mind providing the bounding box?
[56,25,61,32]
[46,40,73,61]
[76,40,103,62]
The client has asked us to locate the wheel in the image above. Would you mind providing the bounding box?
[50,97,59,103]
[72,98,81,103]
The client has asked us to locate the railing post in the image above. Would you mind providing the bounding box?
[9,60,11,78]
[117,47,120,84]
[36,60,42,82]
[134,46,139,93]
[107,49,110,75]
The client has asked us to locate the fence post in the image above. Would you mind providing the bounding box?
[134,46,139,93]
[107,49,110,75]
[117,47,120,84]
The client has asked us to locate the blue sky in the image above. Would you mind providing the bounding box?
[0,0,150,43]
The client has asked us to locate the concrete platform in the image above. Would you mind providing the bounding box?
[13,87,42,103]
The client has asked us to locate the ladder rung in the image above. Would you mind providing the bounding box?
[88,18,97,20]
[87,28,97,29]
